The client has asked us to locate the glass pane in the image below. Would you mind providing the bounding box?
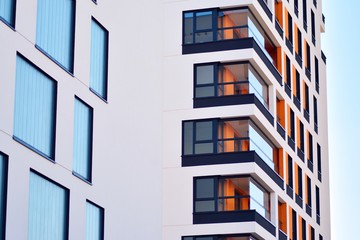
[183,122,193,155]
[196,65,214,85]
[0,0,15,26]
[196,86,215,98]
[196,178,214,198]
[195,31,213,43]
[195,121,213,141]
[0,154,7,239]
[73,98,93,181]
[28,172,68,240]
[195,143,213,154]
[90,19,108,99]
[184,13,193,44]
[86,201,104,240]
[195,200,215,212]
[249,124,274,169]
[196,11,212,30]
[36,0,75,71]
[248,66,268,108]
[14,56,56,159]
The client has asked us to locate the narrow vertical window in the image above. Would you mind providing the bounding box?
[294,0,299,16]
[316,185,320,224]
[315,56,319,92]
[317,143,322,181]
[28,171,69,240]
[0,153,8,240]
[14,55,57,160]
[73,97,93,182]
[90,18,109,100]
[302,0,307,31]
[287,155,293,189]
[306,176,312,208]
[0,0,16,27]
[311,10,316,45]
[86,201,104,240]
[313,96,318,133]
[36,0,75,72]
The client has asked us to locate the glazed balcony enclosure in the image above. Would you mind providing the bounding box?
[183,7,282,84]
[182,118,283,188]
[193,175,275,236]
[193,62,273,124]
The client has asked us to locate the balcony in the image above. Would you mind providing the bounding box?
[193,176,276,236]
[183,8,282,84]
[182,119,284,188]
[193,62,273,124]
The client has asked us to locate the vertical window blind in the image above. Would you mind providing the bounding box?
[13,55,57,159]
[0,0,16,26]
[86,201,104,240]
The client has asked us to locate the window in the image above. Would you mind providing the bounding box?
[36,0,75,72]
[90,18,109,100]
[0,0,16,27]
[285,55,292,95]
[306,176,312,207]
[307,131,313,166]
[289,108,295,141]
[278,201,287,233]
[28,171,69,240]
[296,27,302,60]
[73,97,93,182]
[194,62,269,108]
[295,165,303,199]
[183,118,277,169]
[286,12,293,44]
[287,155,293,189]
[86,201,104,240]
[183,8,278,65]
[299,217,306,240]
[13,55,57,160]
[291,208,297,240]
[309,226,315,240]
[183,235,258,240]
[316,185,320,224]
[305,41,311,75]
[317,144,322,180]
[304,82,310,114]
[194,176,270,220]
[0,152,8,240]
[311,10,315,45]
[294,69,301,103]
[302,0,308,31]
[298,120,304,153]
[315,56,319,92]
[294,0,299,16]
[313,96,318,133]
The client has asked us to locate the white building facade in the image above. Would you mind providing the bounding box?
[0,0,330,239]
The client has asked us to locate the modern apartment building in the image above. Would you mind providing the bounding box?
[0,0,329,240]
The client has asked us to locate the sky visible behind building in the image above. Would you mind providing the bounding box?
[322,0,360,238]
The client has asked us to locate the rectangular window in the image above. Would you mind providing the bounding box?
[28,171,69,240]
[306,176,312,207]
[315,56,319,92]
[194,62,269,108]
[302,0,307,31]
[292,209,297,240]
[290,108,295,140]
[278,201,287,233]
[311,10,315,45]
[317,144,322,179]
[194,176,270,220]
[287,12,293,44]
[36,0,75,72]
[299,121,304,152]
[309,226,315,240]
[183,118,277,169]
[316,185,320,223]
[0,152,8,240]
[313,96,318,132]
[73,97,93,182]
[294,0,299,16]
[287,155,293,188]
[296,28,302,58]
[295,70,301,101]
[86,201,104,240]
[90,18,109,100]
[305,42,311,72]
[304,83,310,113]
[0,0,16,27]
[285,55,292,93]
[308,131,313,164]
[295,165,303,198]
[14,55,57,160]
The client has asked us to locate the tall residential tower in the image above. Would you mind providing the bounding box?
[0,0,329,239]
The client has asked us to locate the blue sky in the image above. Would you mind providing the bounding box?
[322,0,360,238]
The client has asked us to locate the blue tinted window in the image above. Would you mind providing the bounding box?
[0,0,16,26]
[90,18,108,100]
[73,98,93,181]
[0,153,8,240]
[14,55,57,159]
[36,0,75,72]
[28,171,69,240]
[86,201,104,240]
